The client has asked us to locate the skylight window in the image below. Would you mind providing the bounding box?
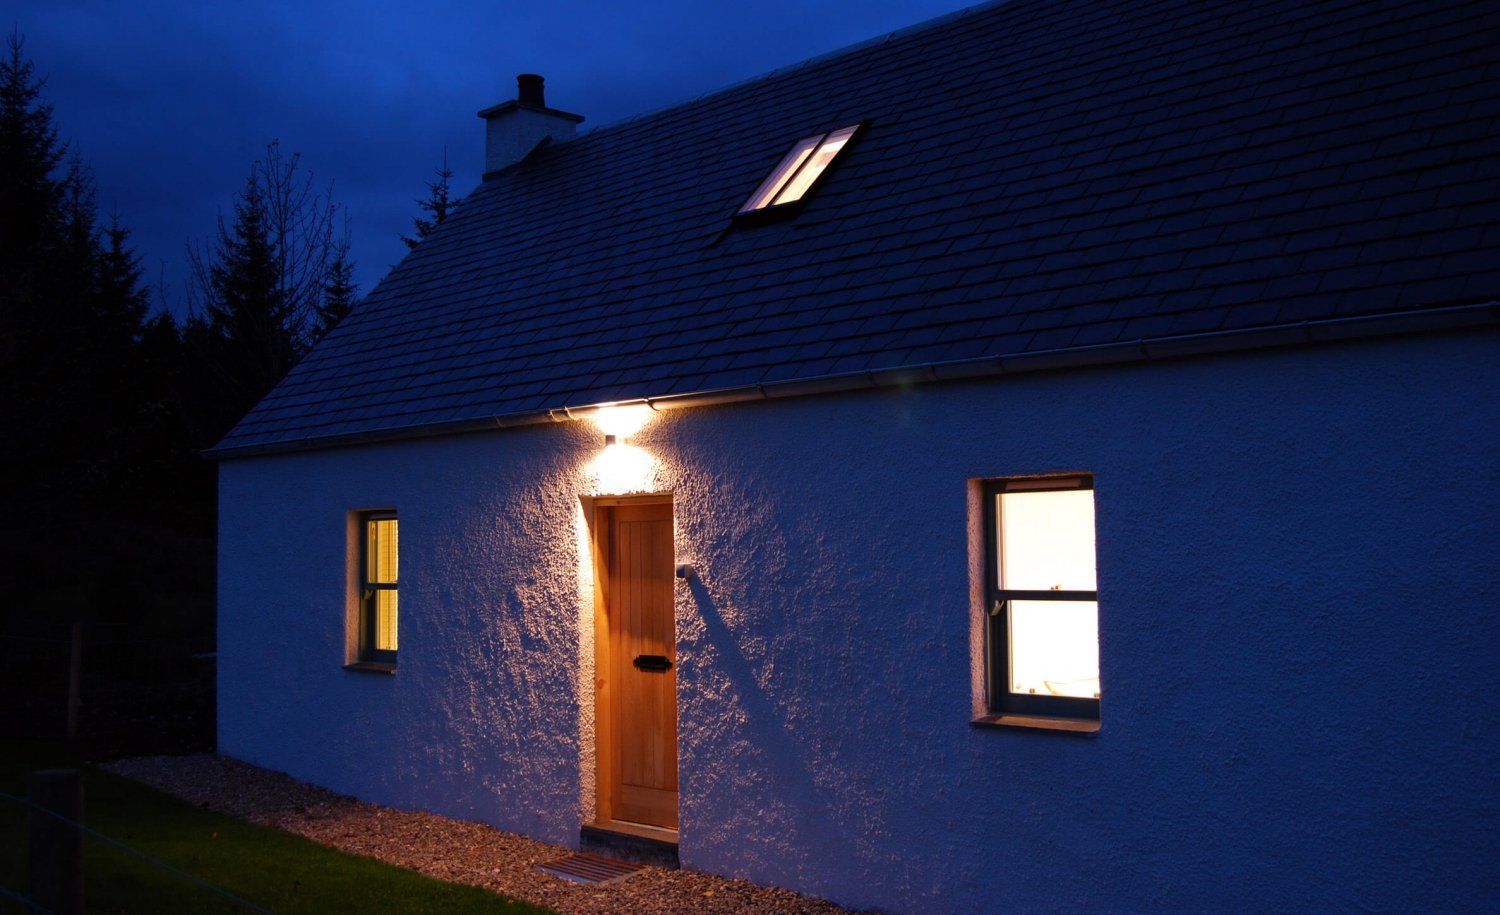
[739,124,861,214]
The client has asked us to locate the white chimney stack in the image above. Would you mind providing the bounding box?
[477,74,584,176]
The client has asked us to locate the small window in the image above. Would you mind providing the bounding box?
[359,512,399,665]
[983,477,1099,723]
[738,124,861,215]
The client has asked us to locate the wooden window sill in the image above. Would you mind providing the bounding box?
[343,662,396,675]
[971,713,1099,734]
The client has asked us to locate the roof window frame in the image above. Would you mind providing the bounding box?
[736,122,864,221]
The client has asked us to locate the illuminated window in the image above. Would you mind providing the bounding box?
[738,124,861,215]
[359,512,399,665]
[984,477,1099,722]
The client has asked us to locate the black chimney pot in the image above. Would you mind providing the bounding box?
[517,74,545,108]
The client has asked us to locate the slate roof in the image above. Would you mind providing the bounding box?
[213,0,1499,456]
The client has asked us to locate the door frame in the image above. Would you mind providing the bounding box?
[587,493,679,833]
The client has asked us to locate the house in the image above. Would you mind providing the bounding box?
[209,0,1499,911]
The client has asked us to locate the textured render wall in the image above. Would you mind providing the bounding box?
[219,329,1500,913]
[218,421,601,845]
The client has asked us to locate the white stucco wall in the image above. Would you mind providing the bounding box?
[219,328,1499,913]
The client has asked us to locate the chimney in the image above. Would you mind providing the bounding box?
[517,73,545,108]
[477,74,584,176]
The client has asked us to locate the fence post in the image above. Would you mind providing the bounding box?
[67,622,83,740]
[28,768,83,915]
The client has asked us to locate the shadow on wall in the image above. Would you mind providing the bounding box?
[682,573,896,884]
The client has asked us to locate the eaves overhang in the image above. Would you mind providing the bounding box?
[204,301,1500,461]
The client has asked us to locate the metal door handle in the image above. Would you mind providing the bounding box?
[633,654,672,672]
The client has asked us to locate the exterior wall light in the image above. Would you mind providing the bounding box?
[592,404,652,444]
[585,404,659,495]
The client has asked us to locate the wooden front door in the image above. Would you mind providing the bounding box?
[595,499,678,830]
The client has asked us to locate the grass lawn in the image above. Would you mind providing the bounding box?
[1,739,554,914]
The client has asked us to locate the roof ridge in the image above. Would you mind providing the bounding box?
[547,0,1003,147]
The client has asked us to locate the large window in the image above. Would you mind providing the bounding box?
[738,124,861,215]
[359,512,399,665]
[983,477,1099,722]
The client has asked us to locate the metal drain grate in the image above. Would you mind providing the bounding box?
[537,851,647,885]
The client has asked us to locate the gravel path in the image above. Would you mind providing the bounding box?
[104,755,860,915]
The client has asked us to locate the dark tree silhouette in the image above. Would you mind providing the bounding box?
[0,32,216,731]
[186,140,355,439]
[315,240,358,341]
[195,174,291,398]
[1,34,153,506]
[0,32,64,289]
[401,149,459,249]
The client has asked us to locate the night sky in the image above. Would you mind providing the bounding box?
[11,1,974,317]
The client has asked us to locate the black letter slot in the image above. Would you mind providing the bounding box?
[633,654,672,672]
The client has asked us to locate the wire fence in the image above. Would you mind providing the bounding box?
[0,621,214,757]
[0,782,271,914]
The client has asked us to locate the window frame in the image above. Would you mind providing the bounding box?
[982,476,1100,723]
[736,122,863,219]
[357,510,399,667]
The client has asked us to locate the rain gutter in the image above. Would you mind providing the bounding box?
[206,300,1499,461]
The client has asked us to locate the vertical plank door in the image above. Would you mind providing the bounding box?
[606,501,678,828]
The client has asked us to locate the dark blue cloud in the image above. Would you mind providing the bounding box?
[11,1,975,316]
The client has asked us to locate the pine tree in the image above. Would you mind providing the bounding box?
[186,140,354,438]
[91,215,170,491]
[0,31,65,292]
[193,173,291,406]
[1,34,150,505]
[98,214,150,340]
[0,36,220,765]
[401,149,459,249]
[315,241,357,341]
[1,31,67,379]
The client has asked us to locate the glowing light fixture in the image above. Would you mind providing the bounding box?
[583,404,660,494]
[592,404,652,444]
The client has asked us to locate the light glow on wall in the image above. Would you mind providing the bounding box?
[581,403,661,494]
[573,499,600,821]
[588,442,659,495]
[591,404,653,441]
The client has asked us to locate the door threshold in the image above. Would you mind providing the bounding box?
[581,820,680,869]
[587,819,678,843]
